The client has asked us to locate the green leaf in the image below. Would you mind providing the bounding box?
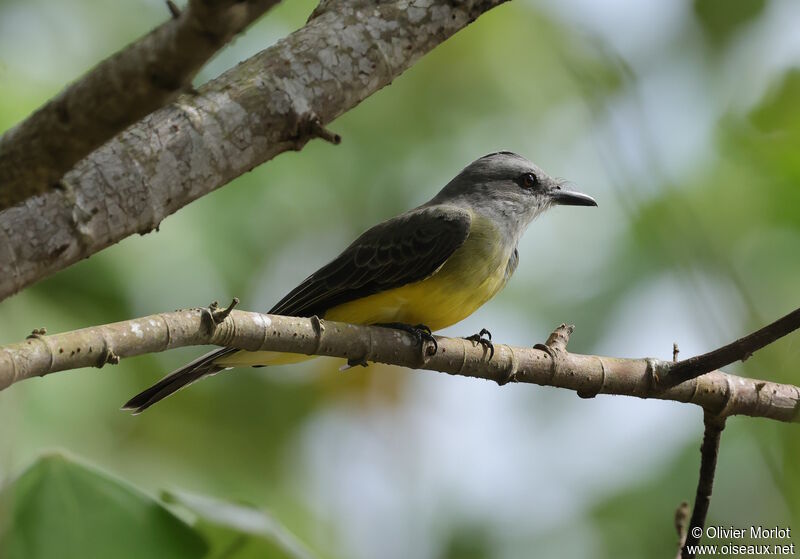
[0,453,207,559]
[163,490,319,559]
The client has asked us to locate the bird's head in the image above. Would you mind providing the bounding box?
[432,151,596,235]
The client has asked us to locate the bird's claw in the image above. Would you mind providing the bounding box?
[465,328,494,360]
[377,322,438,356]
[410,323,438,355]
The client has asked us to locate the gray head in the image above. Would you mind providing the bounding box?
[430,151,596,236]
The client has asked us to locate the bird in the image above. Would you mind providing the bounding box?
[123,152,596,413]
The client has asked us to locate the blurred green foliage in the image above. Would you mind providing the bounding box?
[164,490,319,559]
[693,0,767,46]
[0,454,315,559]
[0,454,207,559]
[1,0,799,558]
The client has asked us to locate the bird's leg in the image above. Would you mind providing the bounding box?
[464,328,494,360]
[376,322,438,355]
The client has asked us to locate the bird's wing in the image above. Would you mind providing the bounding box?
[268,205,472,318]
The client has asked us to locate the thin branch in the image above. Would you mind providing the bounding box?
[0,0,508,301]
[0,0,280,210]
[1,308,799,423]
[681,413,726,559]
[166,0,182,20]
[674,500,690,559]
[660,307,800,388]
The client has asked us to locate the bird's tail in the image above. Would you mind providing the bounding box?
[122,348,233,414]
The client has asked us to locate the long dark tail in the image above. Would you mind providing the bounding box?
[122,348,235,414]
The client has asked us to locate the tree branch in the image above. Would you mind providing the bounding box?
[674,500,690,559]
[681,413,726,559]
[2,307,799,423]
[0,0,507,302]
[0,0,280,211]
[659,306,800,388]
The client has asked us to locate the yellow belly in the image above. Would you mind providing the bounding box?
[215,216,511,368]
[324,258,507,330]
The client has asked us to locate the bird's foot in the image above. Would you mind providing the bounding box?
[464,328,494,360]
[377,322,438,356]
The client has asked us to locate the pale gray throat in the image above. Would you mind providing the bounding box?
[469,194,549,248]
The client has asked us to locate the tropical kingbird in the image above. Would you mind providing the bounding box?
[124,152,596,413]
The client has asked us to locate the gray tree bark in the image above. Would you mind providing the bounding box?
[0,0,280,210]
[0,0,507,301]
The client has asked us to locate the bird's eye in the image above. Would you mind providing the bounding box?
[520,173,539,189]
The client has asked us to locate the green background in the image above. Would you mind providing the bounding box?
[1,0,799,557]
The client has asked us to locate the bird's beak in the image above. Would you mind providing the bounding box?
[549,188,597,207]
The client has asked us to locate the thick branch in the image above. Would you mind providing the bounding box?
[681,413,726,559]
[2,309,799,423]
[0,0,507,301]
[660,306,800,388]
[0,0,279,210]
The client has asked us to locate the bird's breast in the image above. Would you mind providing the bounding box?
[324,216,514,331]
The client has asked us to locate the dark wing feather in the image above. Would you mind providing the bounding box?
[269,206,472,318]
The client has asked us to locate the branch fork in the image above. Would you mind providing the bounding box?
[202,297,240,333]
[288,112,341,151]
[519,322,573,387]
[658,307,800,389]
